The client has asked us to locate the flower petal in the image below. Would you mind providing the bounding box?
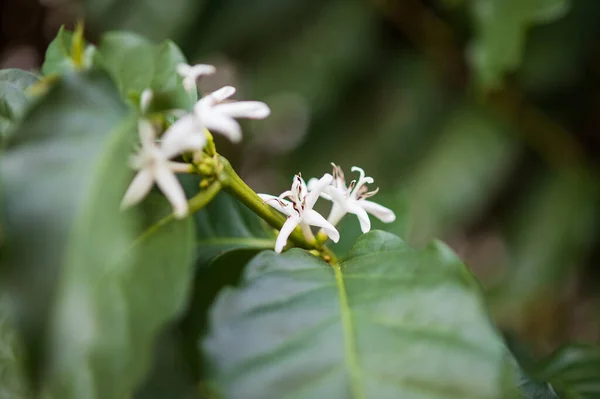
[204,113,242,143]
[140,89,153,113]
[359,200,396,223]
[258,194,292,215]
[348,202,371,233]
[190,64,216,77]
[154,163,188,218]
[325,201,347,227]
[212,101,270,119]
[305,173,333,209]
[275,215,300,253]
[176,63,192,76]
[121,168,154,209]
[138,119,157,149]
[308,177,332,201]
[161,114,205,158]
[197,86,236,108]
[303,209,339,243]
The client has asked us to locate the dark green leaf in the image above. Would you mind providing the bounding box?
[96,31,196,110]
[0,69,39,145]
[470,0,570,88]
[41,26,95,76]
[202,231,514,398]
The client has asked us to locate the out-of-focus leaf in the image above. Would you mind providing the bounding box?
[494,173,598,315]
[96,31,197,110]
[202,231,514,398]
[469,0,571,89]
[1,70,196,397]
[0,70,129,388]
[0,69,39,145]
[536,344,600,398]
[406,103,519,245]
[41,26,96,76]
[0,296,30,399]
[248,0,379,118]
[86,0,205,42]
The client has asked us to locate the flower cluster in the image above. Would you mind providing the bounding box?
[121,63,270,217]
[259,164,396,253]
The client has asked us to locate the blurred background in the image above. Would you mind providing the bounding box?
[2,0,600,364]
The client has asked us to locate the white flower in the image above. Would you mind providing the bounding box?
[259,173,340,253]
[176,63,216,93]
[309,164,396,233]
[121,120,195,218]
[140,89,153,113]
[166,85,270,145]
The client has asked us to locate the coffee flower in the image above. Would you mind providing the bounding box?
[310,164,396,233]
[259,174,340,253]
[176,63,216,93]
[121,120,197,218]
[166,86,270,146]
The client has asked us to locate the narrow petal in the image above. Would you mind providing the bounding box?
[161,115,205,158]
[303,209,340,243]
[198,86,236,107]
[190,64,216,77]
[154,163,188,218]
[348,202,371,233]
[359,200,396,223]
[140,89,153,113]
[121,168,154,208]
[323,185,347,206]
[308,177,332,201]
[305,173,333,209]
[138,119,156,149]
[212,101,270,119]
[204,113,242,143]
[176,63,192,76]
[325,202,347,227]
[183,77,196,93]
[275,215,300,253]
[258,194,292,215]
[167,161,192,173]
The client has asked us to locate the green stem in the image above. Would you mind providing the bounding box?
[218,156,313,250]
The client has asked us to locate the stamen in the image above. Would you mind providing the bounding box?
[359,187,379,199]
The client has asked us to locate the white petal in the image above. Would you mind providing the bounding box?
[190,64,216,77]
[305,173,333,210]
[176,63,192,76]
[204,113,242,143]
[154,163,188,218]
[300,222,315,242]
[196,87,236,111]
[140,89,153,113]
[359,200,396,223]
[212,101,270,119]
[325,202,347,227]
[303,209,339,243]
[309,177,332,201]
[323,185,347,205]
[348,202,371,233]
[121,168,154,208]
[161,114,205,158]
[183,77,196,93]
[275,215,300,253]
[258,194,292,215]
[167,161,192,173]
[138,119,156,149]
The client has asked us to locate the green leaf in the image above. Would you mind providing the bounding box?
[536,344,600,399]
[194,191,274,265]
[0,69,39,145]
[202,231,514,398]
[96,31,197,110]
[41,26,95,76]
[469,0,570,89]
[0,296,30,398]
[1,70,195,396]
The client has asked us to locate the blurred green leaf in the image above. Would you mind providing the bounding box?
[41,26,96,76]
[0,296,30,399]
[406,103,519,245]
[0,70,129,389]
[0,69,39,146]
[96,31,196,110]
[494,173,598,315]
[202,231,514,398]
[536,344,600,398]
[86,0,205,42]
[470,0,571,88]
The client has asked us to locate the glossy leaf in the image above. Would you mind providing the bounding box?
[96,31,197,110]
[470,0,570,88]
[202,231,514,398]
[0,69,39,145]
